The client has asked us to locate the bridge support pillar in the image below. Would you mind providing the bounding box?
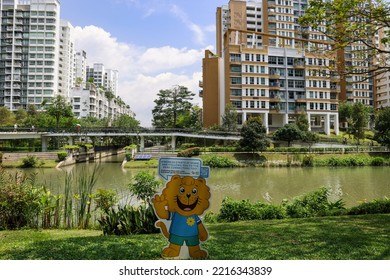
[41,137,48,152]
[68,136,74,145]
[324,113,330,135]
[171,136,176,151]
[263,113,269,134]
[140,136,145,152]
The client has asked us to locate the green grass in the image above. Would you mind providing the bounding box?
[123,159,159,168]
[1,159,58,168]
[1,214,389,260]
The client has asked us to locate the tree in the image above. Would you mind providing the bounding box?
[112,114,140,129]
[299,0,390,79]
[221,104,238,132]
[349,102,370,144]
[176,105,202,130]
[0,107,14,126]
[374,107,390,148]
[338,101,353,125]
[296,113,309,132]
[301,131,319,151]
[46,95,74,130]
[239,117,269,152]
[152,85,195,128]
[273,124,303,147]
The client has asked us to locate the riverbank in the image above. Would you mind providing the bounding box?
[1,214,389,260]
[122,152,390,168]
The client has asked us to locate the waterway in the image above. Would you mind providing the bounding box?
[13,155,390,213]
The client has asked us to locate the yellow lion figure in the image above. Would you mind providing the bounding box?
[152,175,211,259]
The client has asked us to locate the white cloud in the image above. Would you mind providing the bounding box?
[72,25,204,126]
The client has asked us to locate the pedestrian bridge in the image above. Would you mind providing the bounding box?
[0,127,241,151]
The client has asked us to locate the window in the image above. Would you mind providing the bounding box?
[231,77,241,85]
[232,100,242,109]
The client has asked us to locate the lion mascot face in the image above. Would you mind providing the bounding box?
[163,175,210,216]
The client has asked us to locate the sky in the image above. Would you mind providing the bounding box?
[60,0,228,126]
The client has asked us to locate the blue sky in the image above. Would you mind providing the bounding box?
[61,0,228,126]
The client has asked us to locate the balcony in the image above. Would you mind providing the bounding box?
[199,80,203,88]
[269,81,280,89]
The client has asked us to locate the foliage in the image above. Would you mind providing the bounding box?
[273,123,303,146]
[45,95,74,129]
[57,151,68,162]
[177,147,200,157]
[112,114,140,129]
[285,187,332,218]
[201,155,239,168]
[301,131,320,149]
[296,113,309,132]
[0,170,42,229]
[62,145,80,150]
[93,189,118,213]
[301,155,314,167]
[125,153,133,161]
[374,107,390,148]
[218,197,286,222]
[74,166,101,229]
[20,156,41,168]
[239,117,269,152]
[176,105,202,130]
[152,85,195,128]
[180,143,198,149]
[124,144,137,150]
[348,199,390,215]
[221,104,238,132]
[128,171,162,204]
[98,204,159,235]
[0,107,14,126]
[349,102,370,144]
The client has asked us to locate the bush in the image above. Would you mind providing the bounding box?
[98,204,159,235]
[301,155,314,167]
[180,143,197,149]
[348,199,390,215]
[57,151,68,162]
[125,152,132,161]
[177,147,200,157]
[20,155,41,168]
[285,187,330,218]
[93,189,118,213]
[128,171,162,203]
[0,170,43,229]
[217,197,286,222]
[201,155,239,168]
[371,157,386,166]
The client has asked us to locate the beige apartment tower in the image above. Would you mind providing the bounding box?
[201,0,377,134]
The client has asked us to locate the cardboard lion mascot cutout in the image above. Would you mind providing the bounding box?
[152,175,210,259]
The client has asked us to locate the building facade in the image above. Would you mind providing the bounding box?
[0,0,60,110]
[58,19,75,99]
[201,0,379,134]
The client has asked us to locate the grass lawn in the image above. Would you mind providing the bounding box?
[1,214,389,260]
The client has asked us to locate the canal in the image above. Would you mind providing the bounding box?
[17,155,390,213]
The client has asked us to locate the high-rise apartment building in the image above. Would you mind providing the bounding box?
[201,0,377,134]
[86,63,119,97]
[58,19,75,99]
[75,50,87,87]
[0,0,60,110]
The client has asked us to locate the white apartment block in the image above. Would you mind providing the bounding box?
[71,84,133,119]
[0,0,60,110]
[58,19,75,99]
[86,63,119,96]
[75,50,87,87]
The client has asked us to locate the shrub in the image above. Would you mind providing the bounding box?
[0,170,43,229]
[125,152,132,161]
[20,155,41,168]
[128,171,162,204]
[93,189,118,213]
[98,204,159,235]
[301,155,314,167]
[180,143,197,149]
[217,197,286,222]
[177,147,200,157]
[285,187,330,218]
[201,155,239,168]
[371,157,385,166]
[348,199,390,215]
[57,151,68,162]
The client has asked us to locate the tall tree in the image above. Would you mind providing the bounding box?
[349,102,370,144]
[46,95,74,130]
[152,85,195,128]
[374,107,390,148]
[176,105,202,130]
[239,117,269,153]
[112,114,140,129]
[221,104,238,132]
[296,113,309,132]
[299,0,390,79]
